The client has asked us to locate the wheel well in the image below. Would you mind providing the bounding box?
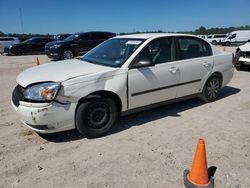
[236,48,240,53]
[77,90,122,114]
[211,72,223,87]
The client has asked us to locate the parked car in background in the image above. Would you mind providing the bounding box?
[0,37,21,54]
[197,35,207,39]
[235,41,250,70]
[45,31,116,60]
[8,37,54,55]
[53,34,72,41]
[12,33,234,137]
[221,30,250,46]
[206,34,227,45]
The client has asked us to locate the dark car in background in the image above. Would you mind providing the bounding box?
[9,37,54,55]
[45,31,116,60]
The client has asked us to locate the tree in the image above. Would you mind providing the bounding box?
[0,31,5,37]
[194,26,206,35]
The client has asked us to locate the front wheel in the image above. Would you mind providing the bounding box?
[75,97,118,138]
[200,76,221,102]
[12,48,23,55]
[62,50,74,60]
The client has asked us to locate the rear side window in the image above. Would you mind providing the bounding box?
[5,38,15,41]
[0,37,14,41]
[91,33,108,40]
[177,37,211,60]
[79,33,90,41]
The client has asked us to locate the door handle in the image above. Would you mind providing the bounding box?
[169,67,179,73]
[203,62,211,68]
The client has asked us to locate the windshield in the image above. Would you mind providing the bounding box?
[82,38,145,67]
[22,38,34,44]
[64,34,79,41]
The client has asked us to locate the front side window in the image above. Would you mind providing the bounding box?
[137,37,174,65]
[177,37,211,60]
[231,34,236,39]
[82,38,145,67]
[5,38,14,41]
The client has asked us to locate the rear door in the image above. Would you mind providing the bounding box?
[128,37,180,109]
[175,36,213,98]
[23,38,41,53]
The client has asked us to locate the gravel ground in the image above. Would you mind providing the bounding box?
[0,47,250,188]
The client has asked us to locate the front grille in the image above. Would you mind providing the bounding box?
[12,85,24,107]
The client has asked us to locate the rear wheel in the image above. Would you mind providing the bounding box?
[200,75,221,102]
[62,50,74,60]
[76,96,118,138]
[211,40,217,45]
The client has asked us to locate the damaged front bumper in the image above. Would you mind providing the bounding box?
[238,56,250,65]
[12,100,76,133]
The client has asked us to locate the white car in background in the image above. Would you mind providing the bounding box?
[206,34,227,45]
[235,41,250,70]
[12,33,234,138]
[0,37,21,54]
[221,30,250,46]
[197,35,207,40]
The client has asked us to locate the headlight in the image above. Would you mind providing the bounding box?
[54,44,62,48]
[23,82,61,101]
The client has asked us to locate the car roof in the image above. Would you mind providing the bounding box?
[115,33,196,39]
[76,31,115,35]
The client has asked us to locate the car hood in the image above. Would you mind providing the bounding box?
[17,59,115,87]
[239,42,250,52]
[45,41,59,47]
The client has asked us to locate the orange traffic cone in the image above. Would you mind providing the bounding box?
[35,57,40,65]
[184,138,215,188]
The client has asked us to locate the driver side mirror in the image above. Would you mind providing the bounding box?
[133,60,155,68]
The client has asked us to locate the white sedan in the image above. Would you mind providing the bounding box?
[12,33,234,137]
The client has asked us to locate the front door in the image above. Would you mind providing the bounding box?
[128,37,180,109]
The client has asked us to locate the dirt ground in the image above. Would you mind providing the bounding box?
[0,47,250,188]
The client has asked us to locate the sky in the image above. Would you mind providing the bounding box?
[0,0,250,35]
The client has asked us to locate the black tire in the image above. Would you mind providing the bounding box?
[200,75,221,102]
[211,40,217,45]
[75,96,118,138]
[225,42,231,46]
[62,49,74,60]
[235,62,244,70]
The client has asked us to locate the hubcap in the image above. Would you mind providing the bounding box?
[86,102,110,129]
[63,50,73,59]
[207,78,220,99]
